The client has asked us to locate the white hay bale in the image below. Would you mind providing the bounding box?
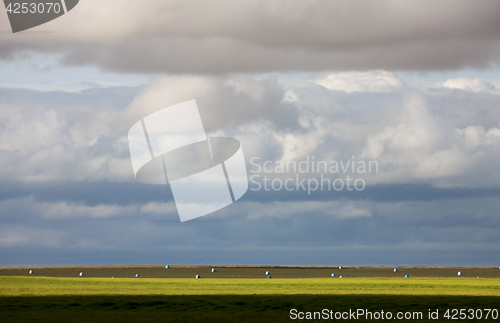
[196,274,200,279]
[29,270,33,274]
[165,265,169,269]
[458,272,462,276]
[211,268,215,272]
[79,272,83,277]
[265,271,269,275]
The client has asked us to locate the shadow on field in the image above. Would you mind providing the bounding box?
[1,295,499,322]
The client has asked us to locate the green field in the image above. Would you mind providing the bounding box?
[1,276,500,322]
[2,276,500,296]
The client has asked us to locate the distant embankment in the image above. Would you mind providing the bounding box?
[1,265,499,278]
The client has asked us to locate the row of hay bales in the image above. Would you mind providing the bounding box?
[27,266,500,278]
[26,267,273,279]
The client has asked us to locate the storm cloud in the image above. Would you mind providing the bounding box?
[1,0,500,73]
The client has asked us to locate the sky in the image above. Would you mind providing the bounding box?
[1,0,500,267]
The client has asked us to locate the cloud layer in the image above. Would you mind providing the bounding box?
[2,0,500,73]
[1,71,500,265]
[2,0,500,267]
[1,72,500,187]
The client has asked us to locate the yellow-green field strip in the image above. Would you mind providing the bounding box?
[2,277,500,297]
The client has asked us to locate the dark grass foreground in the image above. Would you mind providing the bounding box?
[1,295,499,322]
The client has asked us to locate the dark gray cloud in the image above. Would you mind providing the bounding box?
[1,0,500,73]
[1,191,500,267]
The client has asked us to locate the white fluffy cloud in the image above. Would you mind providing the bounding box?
[0,87,136,182]
[1,71,500,189]
[314,71,404,93]
[359,92,500,187]
[442,77,496,93]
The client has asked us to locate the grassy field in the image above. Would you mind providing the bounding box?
[1,276,500,322]
[2,276,500,296]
